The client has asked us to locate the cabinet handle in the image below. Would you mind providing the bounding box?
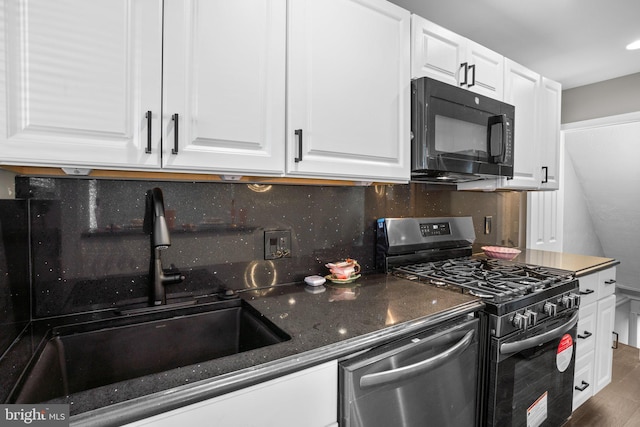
[541,166,549,184]
[459,62,468,86]
[579,289,595,295]
[294,129,303,163]
[172,113,179,154]
[604,279,616,285]
[468,64,476,88]
[613,331,619,349]
[145,111,152,154]
[487,114,507,164]
[574,380,589,392]
[577,331,592,339]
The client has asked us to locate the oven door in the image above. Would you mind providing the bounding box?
[340,316,480,427]
[486,310,579,427]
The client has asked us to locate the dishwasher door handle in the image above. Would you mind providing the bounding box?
[500,311,579,355]
[359,330,475,389]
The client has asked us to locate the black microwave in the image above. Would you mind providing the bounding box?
[411,77,515,183]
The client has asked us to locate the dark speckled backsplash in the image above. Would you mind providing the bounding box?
[12,177,523,318]
[0,200,30,355]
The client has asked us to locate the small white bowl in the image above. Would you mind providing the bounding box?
[304,275,327,287]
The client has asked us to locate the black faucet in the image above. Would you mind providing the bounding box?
[143,187,185,306]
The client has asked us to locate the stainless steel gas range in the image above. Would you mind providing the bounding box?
[376,216,581,427]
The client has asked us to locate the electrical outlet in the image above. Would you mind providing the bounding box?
[484,216,493,235]
[264,230,292,260]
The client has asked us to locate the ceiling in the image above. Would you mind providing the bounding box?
[388,0,640,89]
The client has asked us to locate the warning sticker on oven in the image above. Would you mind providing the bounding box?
[527,391,548,427]
[556,333,574,372]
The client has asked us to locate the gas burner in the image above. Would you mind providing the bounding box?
[392,256,575,305]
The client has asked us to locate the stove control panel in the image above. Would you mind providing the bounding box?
[419,221,451,237]
[502,290,580,334]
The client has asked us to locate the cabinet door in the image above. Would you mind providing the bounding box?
[411,14,465,86]
[501,59,541,189]
[465,40,504,100]
[526,189,562,250]
[123,361,338,427]
[573,349,595,411]
[0,0,162,169]
[538,77,561,190]
[594,294,616,394]
[288,0,410,182]
[162,0,286,176]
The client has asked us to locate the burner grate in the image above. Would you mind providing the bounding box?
[393,257,574,304]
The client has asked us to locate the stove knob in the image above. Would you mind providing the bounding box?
[512,313,528,330]
[562,294,580,309]
[543,301,557,317]
[569,293,581,308]
[524,309,538,327]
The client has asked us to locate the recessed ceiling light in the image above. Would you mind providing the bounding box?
[626,39,640,50]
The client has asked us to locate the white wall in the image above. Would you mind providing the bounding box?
[563,114,640,289]
[562,114,640,346]
[561,140,604,257]
[562,73,640,124]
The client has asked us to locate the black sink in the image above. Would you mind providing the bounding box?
[11,299,290,403]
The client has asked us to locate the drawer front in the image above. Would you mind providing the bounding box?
[578,274,598,306]
[573,350,595,411]
[598,268,616,300]
[577,302,597,355]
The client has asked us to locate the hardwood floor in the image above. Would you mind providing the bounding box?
[564,343,640,427]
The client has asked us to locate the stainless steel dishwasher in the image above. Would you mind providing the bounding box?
[339,315,480,427]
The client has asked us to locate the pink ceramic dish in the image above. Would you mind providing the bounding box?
[481,246,522,260]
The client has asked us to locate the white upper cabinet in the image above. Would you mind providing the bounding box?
[162,0,286,175]
[500,60,562,191]
[411,15,504,100]
[538,77,562,190]
[0,0,163,169]
[500,59,541,189]
[287,0,411,182]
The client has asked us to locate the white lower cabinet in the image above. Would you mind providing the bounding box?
[124,361,338,427]
[572,267,616,411]
[593,294,616,393]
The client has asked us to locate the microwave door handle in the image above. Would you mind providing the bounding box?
[359,330,474,389]
[500,311,579,355]
[487,114,507,163]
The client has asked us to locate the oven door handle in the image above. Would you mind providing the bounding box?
[359,330,474,389]
[500,311,579,355]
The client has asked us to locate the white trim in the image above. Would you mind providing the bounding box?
[562,111,640,131]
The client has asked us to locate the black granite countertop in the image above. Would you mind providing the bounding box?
[1,273,482,427]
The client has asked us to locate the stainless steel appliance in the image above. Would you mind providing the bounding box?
[339,315,480,427]
[411,77,515,183]
[376,217,580,427]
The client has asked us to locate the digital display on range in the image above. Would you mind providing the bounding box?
[420,222,451,237]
